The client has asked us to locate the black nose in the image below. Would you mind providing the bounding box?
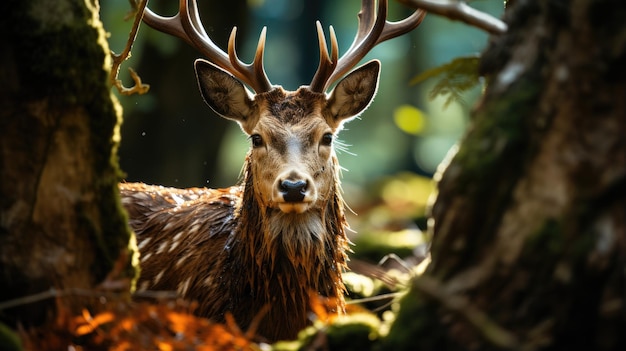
[279,179,307,203]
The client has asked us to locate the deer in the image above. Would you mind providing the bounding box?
[119,0,425,342]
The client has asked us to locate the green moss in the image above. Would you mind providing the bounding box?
[79,2,137,284]
[381,286,443,351]
[523,216,595,279]
[525,219,563,255]
[429,74,544,277]
[324,313,381,351]
[273,313,382,351]
[524,216,594,267]
[452,77,540,187]
[0,322,22,351]
[343,272,379,299]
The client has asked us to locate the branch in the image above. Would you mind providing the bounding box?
[0,288,178,311]
[109,0,150,95]
[397,0,507,35]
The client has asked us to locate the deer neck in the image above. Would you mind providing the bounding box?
[229,163,349,314]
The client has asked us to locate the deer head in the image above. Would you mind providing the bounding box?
[195,60,379,215]
[142,0,425,216]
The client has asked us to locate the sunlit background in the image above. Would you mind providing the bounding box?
[102,0,503,254]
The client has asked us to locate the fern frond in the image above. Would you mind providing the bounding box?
[411,55,481,109]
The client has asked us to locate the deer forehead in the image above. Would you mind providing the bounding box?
[252,88,335,142]
[256,115,329,143]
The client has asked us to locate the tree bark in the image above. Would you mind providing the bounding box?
[0,0,136,326]
[385,0,626,349]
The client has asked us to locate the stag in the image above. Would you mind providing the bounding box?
[120,0,425,341]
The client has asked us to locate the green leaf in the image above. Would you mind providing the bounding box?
[410,55,481,109]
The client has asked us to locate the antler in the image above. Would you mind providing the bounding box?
[310,0,426,93]
[143,0,272,93]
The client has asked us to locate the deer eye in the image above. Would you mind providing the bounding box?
[321,133,333,146]
[250,134,264,148]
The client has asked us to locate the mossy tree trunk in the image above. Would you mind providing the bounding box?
[0,0,136,327]
[386,0,625,350]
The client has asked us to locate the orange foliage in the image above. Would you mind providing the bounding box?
[19,290,375,350]
[21,298,262,351]
[308,291,369,324]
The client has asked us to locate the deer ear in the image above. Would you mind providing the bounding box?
[194,59,255,128]
[326,60,380,124]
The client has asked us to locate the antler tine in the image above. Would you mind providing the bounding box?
[377,8,426,44]
[310,22,339,93]
[142,0,229,68]
[186,0,210,40]
[348,0,424,48]
[346,0,378,58]
[315,0,426,92]
[142,5,189,45]
[143,0,272,93]
[227,27,273,93]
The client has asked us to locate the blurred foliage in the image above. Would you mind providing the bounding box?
[350,229,427,263]
[410,55,482,109]
[343,272,380,299]
[378,173,434,219]
[349,172,435,233]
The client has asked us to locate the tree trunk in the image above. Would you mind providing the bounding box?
[0,0,136,327]
[385,0,626,349]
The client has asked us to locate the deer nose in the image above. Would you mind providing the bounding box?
[279,179,307,203]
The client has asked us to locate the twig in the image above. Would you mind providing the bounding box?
[346,292,404,305]
[109,0,150,95]
[347,292,405,313]
[244,304,270,340]
[0,288,59,311]
[397,0,507,35]
[0,287,178,311]
[348,259,403,289]
[131,290,179,300]
[0,288,120,311]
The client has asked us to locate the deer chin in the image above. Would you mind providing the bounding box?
[277,202,311,214]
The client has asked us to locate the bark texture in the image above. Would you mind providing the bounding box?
[385,0,626,349]
[0,0,136,326]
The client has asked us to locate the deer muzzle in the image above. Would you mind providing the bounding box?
[280,179,307,202]
[273,171,316,214]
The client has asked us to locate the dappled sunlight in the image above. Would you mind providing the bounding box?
[393,104,426,136]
